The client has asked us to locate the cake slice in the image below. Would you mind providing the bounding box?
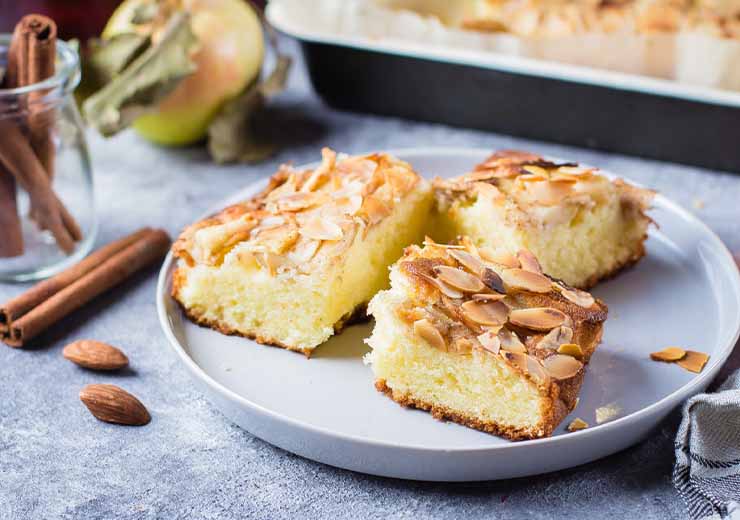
[365,238,607,440]
[172,148,433,355]
[432,150,654,289]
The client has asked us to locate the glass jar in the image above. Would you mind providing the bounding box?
[0,36,95,281]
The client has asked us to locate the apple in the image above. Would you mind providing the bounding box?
[103,0,264,146]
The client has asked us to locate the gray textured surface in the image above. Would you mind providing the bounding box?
[2,40,740,520]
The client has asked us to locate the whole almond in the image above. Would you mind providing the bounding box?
[63,340,129,371]
[79,384,151,426]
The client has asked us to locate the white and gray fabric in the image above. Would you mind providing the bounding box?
[674,370,740,520]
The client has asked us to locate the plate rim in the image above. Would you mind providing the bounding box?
[157,146,740,455]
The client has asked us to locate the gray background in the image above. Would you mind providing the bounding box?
[2,40,740,520]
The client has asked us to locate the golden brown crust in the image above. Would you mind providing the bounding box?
[171,265,368,357]
[375,378,572,441]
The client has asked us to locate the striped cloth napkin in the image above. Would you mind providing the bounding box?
[674,369,740,520]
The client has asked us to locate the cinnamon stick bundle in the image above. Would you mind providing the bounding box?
[0,168,23,257]
[7,14,57,180]
[1,228,171,348]
[0,120,81,253]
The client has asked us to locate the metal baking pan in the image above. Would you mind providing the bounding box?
[266,1,740,173]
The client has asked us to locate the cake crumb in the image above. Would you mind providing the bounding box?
[692,198,705,210]
[567,418,589,432]
[595,402,622,424]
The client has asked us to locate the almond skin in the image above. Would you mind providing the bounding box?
[63,340,129,371]
[79,384,151,426]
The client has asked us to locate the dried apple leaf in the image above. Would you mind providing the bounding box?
[82,11,197,137]
[82,33,151,93]
[207,55,291,164]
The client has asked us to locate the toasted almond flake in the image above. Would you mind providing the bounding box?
[510,308,567,331]
[360,195,391,225]
[537,326,574,351]
[676,351,710,373]
[501,268,552,293]
[566,418,589,432]
[289,239,321,264]
[555,284,595,308]
[650,346,687,362]
[434,266,485,293]
[255,252,291,276]
[422,274,465,299]
[299,217,344,241]
[423,236,466,249]
[477,331,501,354]
[542,354,583,380]
[549,172,580,183]
[499,328,526,353]
[257,215,285,229]
[449,250,485,277]
[516,249,542,274]
[461,300,509,326]
[472,293,507,302]
[500,351,528,372]
[479,248,520,268]
[521,165,548,177]
[277,192,325,212]
[595,402,622,424]
[526,179,574,206]
[482,268,506,294]
[526,356,551,386]
[558,166,593,176]
[413,319,446,351]
[557,343,584,359]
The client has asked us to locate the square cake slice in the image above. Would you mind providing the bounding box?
[365,238,607,440]
[172,148,433,355]
[432,150,654,289]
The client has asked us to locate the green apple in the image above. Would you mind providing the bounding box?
[104,0,264,146]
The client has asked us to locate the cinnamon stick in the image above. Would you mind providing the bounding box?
[0,120,81,253]
[8,14,57,179]
[0,168,23,257]
[0,227,153,331]
[2,228,171,348]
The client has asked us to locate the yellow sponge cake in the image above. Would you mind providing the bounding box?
[365,238,607,440]
[172,148,433,355]
[432,150,654,289]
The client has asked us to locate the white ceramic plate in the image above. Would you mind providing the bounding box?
[157,148,740,481]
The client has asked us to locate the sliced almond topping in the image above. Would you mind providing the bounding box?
[422,274,465,299]
[556,284,595,308]
[542,354,583,380]
[299,217,344,241]
[649,346,687,362]
[526,179,574,206]
[499,328,526,353]
[500,268,552,293]
[509,307,567,331]
[516,249,542,274]
[526,356,551,386]
[482,268,506,294]
[477,330,501,354]
[413,319,447,351]
[434,266,485,293]
[277,192,325,212]
[449,250,485,277]
[550,172,580,183]
[557,343,584,359]
[461,300,509,326]
[676,351,710,373]
[472,293,506,302]
[537,326,574,351]
[257,215,285,229]
[566,418,589,432]
[478,248,520,268]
